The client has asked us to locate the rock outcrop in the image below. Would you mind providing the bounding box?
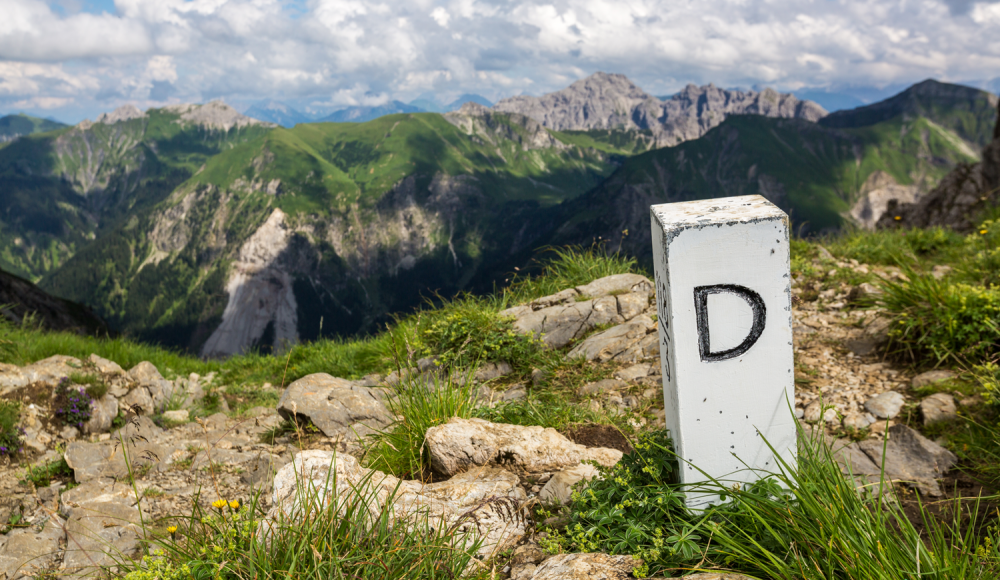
[500,273,654,349]
[424,417,623,477]
[262,450,528,559]
[493,72,826,147]
[275,373,391,439]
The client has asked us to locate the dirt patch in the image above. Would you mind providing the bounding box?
[895,468,999,541]
[563,424,633,454]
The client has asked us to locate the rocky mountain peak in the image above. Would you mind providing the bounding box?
[493,72,658,135]
[164,101,276,131]
[95,104,146,125]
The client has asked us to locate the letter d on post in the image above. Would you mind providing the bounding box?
[650,195,795,509]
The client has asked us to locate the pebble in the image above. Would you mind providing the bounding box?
[864,391,905,419]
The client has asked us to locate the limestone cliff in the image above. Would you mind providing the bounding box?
[493,72,827,147]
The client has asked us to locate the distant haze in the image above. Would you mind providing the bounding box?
[3,0,1000,122]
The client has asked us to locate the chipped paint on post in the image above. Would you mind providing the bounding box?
[650,195,795,509]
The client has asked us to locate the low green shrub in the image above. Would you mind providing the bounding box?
[505,244,644,304]
[0,400,23,458]
[0,312,16,364]
[69,372,108,399]
[53,377,94,428]
[419,296,546,372]
[880,273,1000,365]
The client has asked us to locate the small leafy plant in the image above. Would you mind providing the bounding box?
[0,400,23,458]
[53,377,93,428]
[23,457,73,488]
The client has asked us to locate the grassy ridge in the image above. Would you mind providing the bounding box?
[0,113,66,142]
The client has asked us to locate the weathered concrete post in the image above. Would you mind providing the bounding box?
[650,195,795,509]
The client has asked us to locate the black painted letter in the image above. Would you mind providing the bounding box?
[694,284,766,362]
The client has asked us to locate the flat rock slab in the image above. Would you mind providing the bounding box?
[264,450,527,559]
[62,500,142,576]
[0,355,81,394]
[912,370,956,389]
[858,424,957,496]
[276,373,391,438]
[65,416,172,482]
[0,517,65,580]
[510,553,640,580]
[566,315,657,363]
[425,417,622,477]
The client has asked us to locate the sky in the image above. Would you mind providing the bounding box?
[3,0,1000,123]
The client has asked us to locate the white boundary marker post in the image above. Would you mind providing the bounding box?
[650,195,795,510]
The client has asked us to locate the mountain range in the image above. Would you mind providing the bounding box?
[0,72,993,358]
[240,95,495,127]
[538,80,994,268]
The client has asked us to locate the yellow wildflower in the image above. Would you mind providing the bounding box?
[894,216,901,221]
[982,229,989,235]
[229,500,240,510]
[212,499,228,510]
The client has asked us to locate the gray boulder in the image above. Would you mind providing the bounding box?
[128,361,174,411]
[62,500,141,575]
[0,517,65,580]
[0,355,81,394]
[538,463,600,505]
[65,416,170,482]
[578,378,626,396]
[83,394,119,434]
[276,373,392,439]
[920,393,958,425]
[912,370,956,389]
[858,424,958,496]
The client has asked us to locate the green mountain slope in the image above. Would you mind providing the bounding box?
[41,108,628,354]
[820,79,997,149]
[0,113,67,142]
[0,105,273,280]
[543,84,993,267]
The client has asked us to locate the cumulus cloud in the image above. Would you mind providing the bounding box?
[1,0,1000,121]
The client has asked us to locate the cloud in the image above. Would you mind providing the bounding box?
[1,0,1000,121]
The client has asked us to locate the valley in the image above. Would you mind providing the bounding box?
[0,73,994,358]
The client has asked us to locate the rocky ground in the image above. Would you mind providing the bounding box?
[0,263,968,580]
